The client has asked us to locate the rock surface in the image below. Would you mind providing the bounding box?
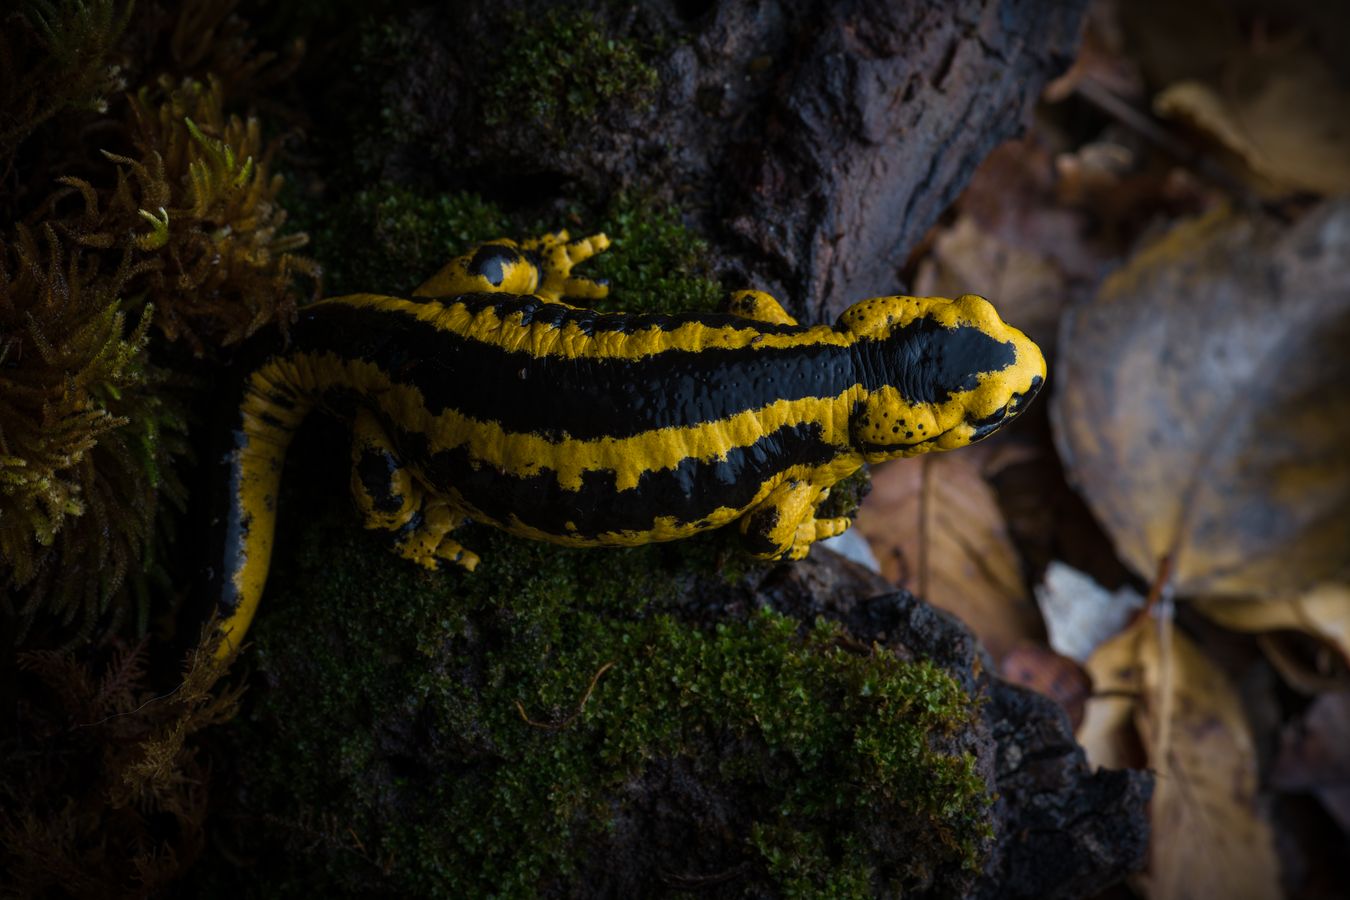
[373,0,1089,320]
[758,553,1153,899]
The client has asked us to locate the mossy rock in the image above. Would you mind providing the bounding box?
[201,420,994,898]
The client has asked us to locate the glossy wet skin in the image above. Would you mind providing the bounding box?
[212,233,1048,660]
[845,293,1047,459]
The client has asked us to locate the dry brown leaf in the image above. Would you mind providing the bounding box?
[854,453,1040,662]
[1002,642,1092,729]
[1272,690,1350,836]
[912,213,1069,348]
[1273,690,1350,789]
[1080,614,1282,899]
[1155,46,1350,197]
[1116,0,1242,89]
[1053,200,1350,598]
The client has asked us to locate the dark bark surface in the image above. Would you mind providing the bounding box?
[380,0,1088,320]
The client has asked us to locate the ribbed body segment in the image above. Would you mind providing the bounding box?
[255,293,865,542]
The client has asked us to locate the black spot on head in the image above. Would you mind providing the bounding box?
[468,244,522,287]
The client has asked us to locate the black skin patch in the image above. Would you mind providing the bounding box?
[855,318,1017,404]
[740,506,783,556]
[356,447,405,513]
[218,433,254,616]
[468,244,522,287]
[291,301,861,441]
[394,421,840,539]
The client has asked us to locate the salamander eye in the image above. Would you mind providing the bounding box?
[468,244,523,287]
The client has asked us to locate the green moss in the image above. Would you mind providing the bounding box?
[585,193,725,315]
[294,184,723,318]
[213,463,991,897]
[481,10,658,136]
[296,185,512,296]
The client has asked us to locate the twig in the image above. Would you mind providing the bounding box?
[515,661,616,730]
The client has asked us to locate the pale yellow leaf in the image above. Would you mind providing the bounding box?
[912,213,1069,349]
[1078,616,1149,772]
[855,452,1039,663]
[1195,583,1350,692]
[1155,47,1350,197]
[1081,615,1282,900]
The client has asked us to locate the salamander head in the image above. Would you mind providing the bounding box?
[840,293,1046,461]
[414,240,541,297]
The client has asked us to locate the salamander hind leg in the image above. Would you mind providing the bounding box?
[351,408,421,531]
[721,289,798,326]
[349,408,479,572]
[740,480,847,561]
[393,496,480,573]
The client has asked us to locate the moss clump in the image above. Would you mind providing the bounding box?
[0,637,244,896]
[296,184,512,296]
[586,192,725,315]
[481,9,658,137]
[0,0,132,165]
[295,185,724,317]
[0,225,186,639]
[60,75,317,354]
[219,479,991,896]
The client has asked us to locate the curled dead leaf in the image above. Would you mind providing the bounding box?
[1154,45,1350,197]
[912,213,1068,350]
[854,453,1040,663]
[1195,583,1350,692]
[1080,613,1282,899]
[1054,200,1350,598]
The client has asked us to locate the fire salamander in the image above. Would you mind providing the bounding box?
[212,231,1045,656]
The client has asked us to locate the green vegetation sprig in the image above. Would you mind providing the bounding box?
[0,0,132,166]
[0,224,184,639]
[59,75,318,353]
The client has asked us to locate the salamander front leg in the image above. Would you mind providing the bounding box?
[413,230,610,305]
[521,230,611,303]
[740,480,850,561]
